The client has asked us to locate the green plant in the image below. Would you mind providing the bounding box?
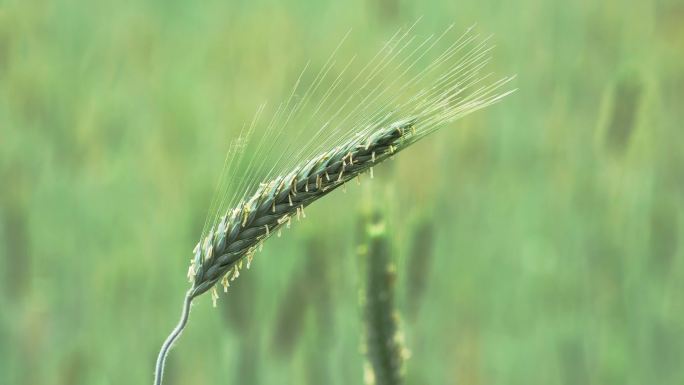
[154,25,513,385]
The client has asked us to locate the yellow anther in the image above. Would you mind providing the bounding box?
[211,286,219,307]
[187,261,196,283]
[221,274,230,292]
[337,164,346,182]
[241,207,250,227]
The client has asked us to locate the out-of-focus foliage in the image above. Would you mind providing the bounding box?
[1,0,683,384]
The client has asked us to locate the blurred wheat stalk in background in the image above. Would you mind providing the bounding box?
[360,210,407,385]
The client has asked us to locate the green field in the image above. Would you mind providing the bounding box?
[1,0,683,384]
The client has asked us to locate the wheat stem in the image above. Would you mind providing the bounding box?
[154,289,193,385]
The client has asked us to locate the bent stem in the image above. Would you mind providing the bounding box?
[154,289,194,385]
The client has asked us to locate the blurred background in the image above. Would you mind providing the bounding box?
[1,0,683,384]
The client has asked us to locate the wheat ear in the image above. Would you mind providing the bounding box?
[154,26,514,385]
[188,118,416,298]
